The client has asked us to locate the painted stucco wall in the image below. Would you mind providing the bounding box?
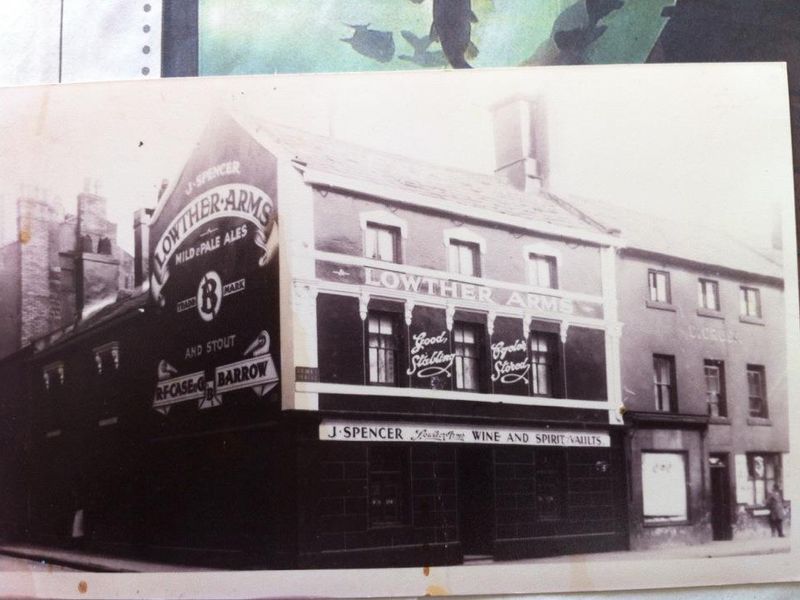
[313,190,604,297]
[617,252,786,442]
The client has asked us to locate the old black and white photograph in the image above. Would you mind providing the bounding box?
[0,64,797,597]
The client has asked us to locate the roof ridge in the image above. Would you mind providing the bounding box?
[245,116,546,190]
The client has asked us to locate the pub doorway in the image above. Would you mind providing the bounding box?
[709,453,733,541]
[458,446,495,558]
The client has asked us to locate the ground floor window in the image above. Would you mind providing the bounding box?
[535,450,566,521]
[368,446,409,527]
[746,453,781,507]
[642,451,688,524]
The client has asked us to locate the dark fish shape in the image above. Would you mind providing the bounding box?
[430,0,479,69]
[586,0,624,27]
[399,30,447,67]
[341,24,395,63]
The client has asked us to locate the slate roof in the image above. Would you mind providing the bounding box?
[238,116,606,237]
[241,115,783,281]
[559,194,784,281]
[33,288,148,353]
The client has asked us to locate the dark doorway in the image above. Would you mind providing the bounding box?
[709,454,733,541]
[458,446,495,557]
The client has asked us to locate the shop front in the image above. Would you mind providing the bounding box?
[292,416,627,568]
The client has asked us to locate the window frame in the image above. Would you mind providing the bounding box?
[534,449,567,522]
[368,445,411,529]
[746,364,768,419]
[364,222,401,263]
[746,453,781,508]
[641,450,690,525]
[365,311,401,386]
[527,252,558,289]
[740,286,762,319]
[529,331,559,398]
[647,269,672,305]
[653,354,677,412]
[447,239,481,277]
[698,278,721,312]
[703,359,727,418]
[452,321,482,392]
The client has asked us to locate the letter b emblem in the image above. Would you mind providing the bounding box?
[197,270,222,322]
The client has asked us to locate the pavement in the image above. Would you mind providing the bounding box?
[0,543,214,572]
[473,536,792,566]
[0,536,791,572]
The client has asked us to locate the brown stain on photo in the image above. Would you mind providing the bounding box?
[19,229,30,244]
[425,584,449,596]
[422,565,430,576]
[77,580,88,593]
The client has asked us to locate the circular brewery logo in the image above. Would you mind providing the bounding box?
[197,270,222,322]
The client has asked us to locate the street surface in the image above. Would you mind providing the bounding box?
[0,554,76,571]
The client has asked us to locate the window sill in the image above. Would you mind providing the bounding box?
[645,300,677,312]
[643,519,691,528]
[697,308,724,320]
[739,315,764,326]
[709,416,731,425]
[747,417,772,427]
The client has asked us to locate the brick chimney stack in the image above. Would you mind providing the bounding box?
[133,208,151,287]
[491,97,548,193]
[17,195,61,345]
[76,188,119,317]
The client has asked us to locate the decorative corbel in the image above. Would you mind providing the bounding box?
[404,300,415,327]
[57,365,65,384]
[359,291,370,321]
[94,352,103,375]
[560,321,570,344]
[445,303,455,332]
[111,346,120,370]
[487,310,497,337]
[43,371,50,391]
[522,313,532,339]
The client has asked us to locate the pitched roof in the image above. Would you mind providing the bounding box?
[237,116,607,237]
[33,288,148,354]
[559,194,783,281]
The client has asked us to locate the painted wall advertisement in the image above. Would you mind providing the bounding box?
[149,115,280,413]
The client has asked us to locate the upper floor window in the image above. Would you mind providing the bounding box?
[365,223,400,263]
[698,279,720,311]
[42,361,65,391]
[528,253,558,289]
[453,323,481,391]
[740,286,762,319]
[530,332,556,397]
[704,359,726,418]
[366,313,399,385]
[653,354,676,412]
[448,240,480,277]
[747,365,768,419]
[648,270,671,304]
[92,341,120,376]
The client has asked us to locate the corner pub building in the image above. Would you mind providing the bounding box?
[0,99,788,568]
